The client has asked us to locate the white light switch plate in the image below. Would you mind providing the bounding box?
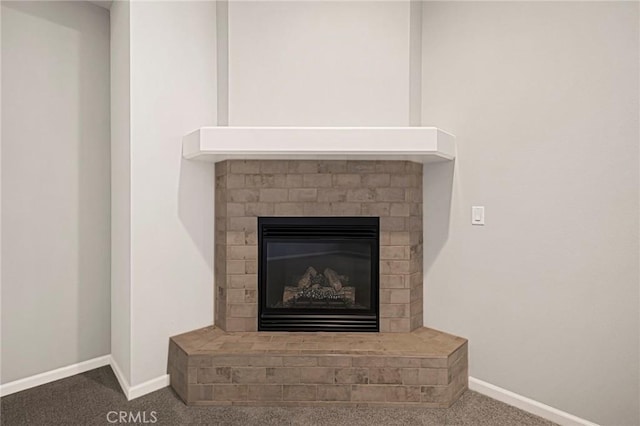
[472,206,485,225]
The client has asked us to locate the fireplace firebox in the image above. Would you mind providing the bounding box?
[258,217,379,332]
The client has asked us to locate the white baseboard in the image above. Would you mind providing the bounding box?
[0,355,111,397]
[469,377,599,426]
[127,373,170,400]
[0,355,169,401]
[108,357,170,400]
[108,357,131,399]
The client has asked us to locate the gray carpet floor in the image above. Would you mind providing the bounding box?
[1,367,556,425]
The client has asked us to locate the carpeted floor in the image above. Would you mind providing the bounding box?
[1,367,556,425]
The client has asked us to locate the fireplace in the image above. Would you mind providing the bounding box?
[171,161,469,408]
[258,216,379,332]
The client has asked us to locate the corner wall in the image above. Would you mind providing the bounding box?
[421,2,640,425]
[110,0,132,382]
[1,0,111,384]
[127,0,216,386]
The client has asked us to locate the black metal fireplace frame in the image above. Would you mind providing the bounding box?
[258,216,379,332]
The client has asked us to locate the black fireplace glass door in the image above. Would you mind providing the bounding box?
[265,240,372,310]
[258,216,379,332]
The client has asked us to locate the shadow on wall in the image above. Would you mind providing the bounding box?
[74,1,111,367]
[1,0,110,378]
[177,156,215,273]
[423,161,455,278]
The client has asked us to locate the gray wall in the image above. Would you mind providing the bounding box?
[421,2,639,425]
[1,1,110,383]
[110,0,131,383]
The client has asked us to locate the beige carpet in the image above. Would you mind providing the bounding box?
[0,367,556,425]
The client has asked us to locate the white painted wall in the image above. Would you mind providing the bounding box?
[1,1,110,383]
[421,2,639,425]
[127,0,216,386]
[227,1,411,126]
[110,0,131,382]
[1,2,3,389]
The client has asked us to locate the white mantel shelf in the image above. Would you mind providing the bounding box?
[182,127,456,163]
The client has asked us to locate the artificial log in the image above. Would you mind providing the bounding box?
[282,286,356,304]
[297,266,318,288]
[323,268,343,292]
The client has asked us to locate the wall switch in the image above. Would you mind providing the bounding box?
[472,206,485,225]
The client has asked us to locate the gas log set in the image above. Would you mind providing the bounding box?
[277,266,358,308]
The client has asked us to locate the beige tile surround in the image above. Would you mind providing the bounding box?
[214,160,424,333]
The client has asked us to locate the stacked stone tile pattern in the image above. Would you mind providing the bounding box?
[168,326,468,407]
[214,160,424,333]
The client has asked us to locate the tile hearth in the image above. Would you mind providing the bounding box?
[168,326,468,407]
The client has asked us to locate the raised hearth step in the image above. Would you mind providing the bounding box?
[168,326,468,407]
